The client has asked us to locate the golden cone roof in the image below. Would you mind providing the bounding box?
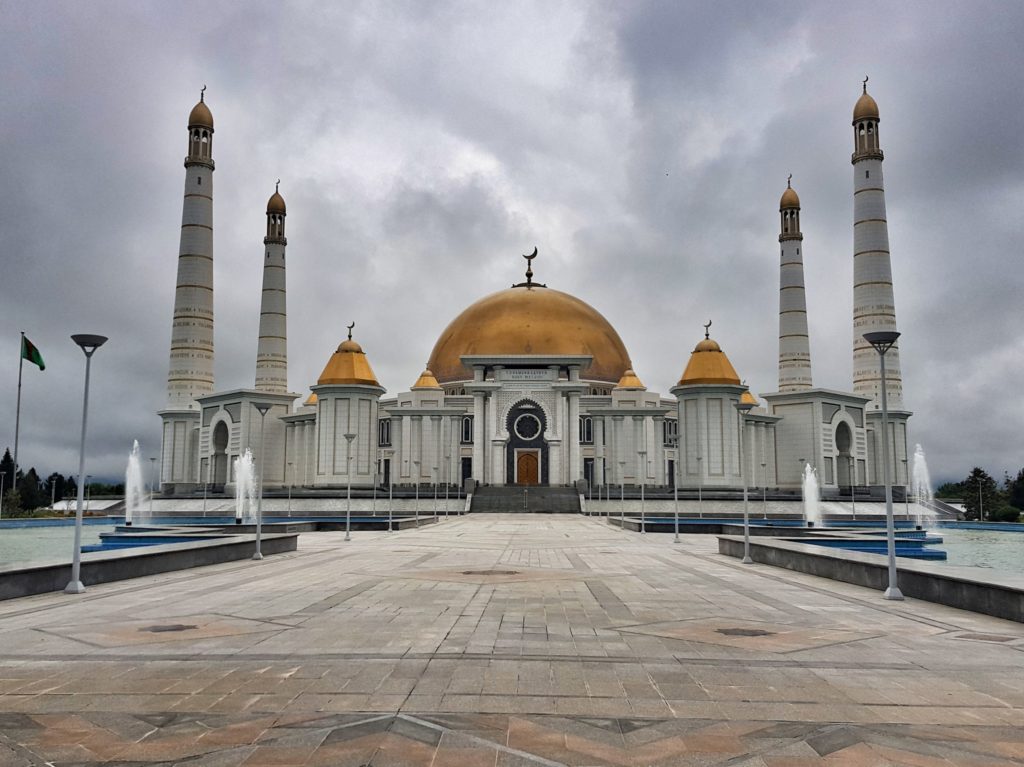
[267,190,286,214]
[188,98,214,129]
[780,184,800,209]
[677,336,741,386]
[411,368,442,390]
[317,335,380,386]
[615,369,646,390]
[427,284,632,384]
[304,392,318,406]
[740,389,758,406]
[853,90,879,122]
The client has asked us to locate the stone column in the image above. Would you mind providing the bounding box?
[567,391,581,484]
[472,393,485,482]
[653,415,665,485]
[595,416,606,488]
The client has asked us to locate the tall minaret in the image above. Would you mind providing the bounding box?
[777,176,813,391]
[255,182,288,392]
[165,87,215,409]
[851,77,903,409]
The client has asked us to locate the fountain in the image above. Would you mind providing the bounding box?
[234,449,257,524]
[802,463,821,527]
[125,440,145,526]
[911,443,935,527]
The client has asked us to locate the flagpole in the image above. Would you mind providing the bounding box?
[13,331,24,482]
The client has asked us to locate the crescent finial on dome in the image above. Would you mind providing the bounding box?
[704,319,712,339]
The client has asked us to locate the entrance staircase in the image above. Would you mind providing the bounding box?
[470,486,581,513]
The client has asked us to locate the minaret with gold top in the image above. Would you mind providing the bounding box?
[777,176,813,392]
[851,78,903,410]
[159,88,215,489]
[255,182,288,392]
[165,87,216,410]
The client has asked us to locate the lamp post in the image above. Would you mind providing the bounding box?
[202,455,209,515]
[618,460,626,527]
[761,460,768,519]
[902,458,910,522]
[413,459,421,526]
[432,465,439,519]
[864,330,904,600]
[849,455,857,521]
[86,475,93,514]
[287,461,294,517]
[148,454,155,514]
[735,399,755,564]
[387,450,395,532]
[0,471,5,521]
[372,452,378,517]
[444,453,451,519]
[252,403,272,561]
[696,455,704,519]
[344,433,356,541]
[65,333,107,595]
[637,450,647,534]
[667,436,680,543]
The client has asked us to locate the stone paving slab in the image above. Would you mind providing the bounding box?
[0,514,1023,765]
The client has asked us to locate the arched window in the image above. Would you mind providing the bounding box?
[377,419,391,447]
[461,415,474,444]
[579,416,593,445]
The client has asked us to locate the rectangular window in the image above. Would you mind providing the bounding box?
[662,418,679,447]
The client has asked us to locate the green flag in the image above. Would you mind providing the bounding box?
[21,336,45,371]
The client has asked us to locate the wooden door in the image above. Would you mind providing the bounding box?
[517,452,539,485]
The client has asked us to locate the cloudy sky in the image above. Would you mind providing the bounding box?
[1,0,1022,486]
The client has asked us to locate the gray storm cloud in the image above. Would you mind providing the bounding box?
[1,0,1022,485]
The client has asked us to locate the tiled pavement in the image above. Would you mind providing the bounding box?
[1,515,1023,766]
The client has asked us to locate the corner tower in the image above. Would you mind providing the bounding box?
[255,182,288,392]
[851,78,903,409]
[777,176,813,391]
[159,88,215,490]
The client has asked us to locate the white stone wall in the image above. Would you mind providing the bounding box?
[255,235,287,392]
[778,235,813,391]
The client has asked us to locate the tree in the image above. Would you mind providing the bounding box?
[1005,468,1024,512]
[0,448,13,482]
[2,489,22,517]
[962,468,999,521]
[17,467,44,511]
[935,481,966,499]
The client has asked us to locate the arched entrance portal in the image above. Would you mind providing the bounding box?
[835,421,853,487]
[506,400,548,485]
[211,420,229,487]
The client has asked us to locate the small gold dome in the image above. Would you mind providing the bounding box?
[740,389,759,407]
[853,90,879,122]
[317,336,380,386]
[188,98,214,130]
[411,368,442,390]
[615,369,646,390]
[780,184,800,210]
[427,284,632,384]
[267,189,286,215]
[304,391,318,406]
[678,336,741,386]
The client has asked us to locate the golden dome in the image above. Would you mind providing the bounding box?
[677,336,741,386]
[267,188,286,215]
[615,369,646,390]
[780,183,800,210]
[853,91,879,122]
[317,336,381,386]
[304,391,318,406]
[188,98,214,130]
[411,368,442,390]
[427,285,632,384]
[740,389,759,407]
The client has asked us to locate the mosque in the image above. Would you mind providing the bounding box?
[157,82,911,501]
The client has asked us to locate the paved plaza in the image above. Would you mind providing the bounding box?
[1,515,1023,766]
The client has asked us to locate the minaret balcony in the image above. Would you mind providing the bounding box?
[851,149,884,163]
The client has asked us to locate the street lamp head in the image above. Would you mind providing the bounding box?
[253,402,273,416]
[71,334,108,356]
[863,330,900,354]
[343,433,357,443]
[735,401,755,415]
